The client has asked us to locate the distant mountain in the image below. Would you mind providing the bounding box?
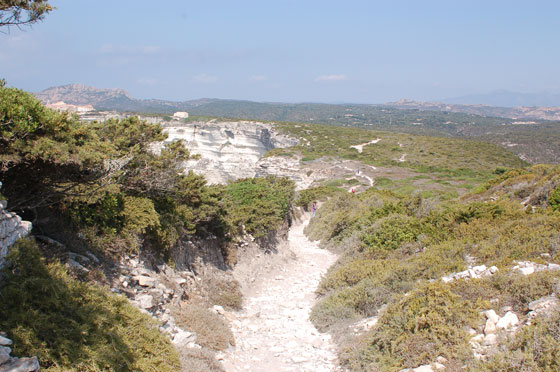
[386,99,560,121]
[442,90,560,108]
[34,84,560,164]
[35,84,218,114]
[36,84,560,122]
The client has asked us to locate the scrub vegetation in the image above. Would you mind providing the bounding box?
[0,84,294,370]
[306,164,560,371]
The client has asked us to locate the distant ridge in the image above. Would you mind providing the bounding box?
[386,99,560,121]
[34,84,560,121]
[442,90,560,108]
[34,84,218,114]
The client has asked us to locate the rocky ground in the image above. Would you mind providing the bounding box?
[221,212,343,372]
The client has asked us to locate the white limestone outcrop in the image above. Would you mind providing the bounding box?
[0,182,32,268]
[155,120,298,185]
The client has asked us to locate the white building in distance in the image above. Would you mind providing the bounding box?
[173,111,189,119]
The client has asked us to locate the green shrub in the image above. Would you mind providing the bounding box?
[549,185,560,211]
[295,186,343,209]
[0,239,179,372]
[361,214,422,255]
[224,176,294,238]
[346,282,479,371]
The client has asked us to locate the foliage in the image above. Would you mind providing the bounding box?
[307,166,560,371]
[0,239,179,371]
[346,282,478,371]
[224,176,295,238]
[0,0,53,28]
[295,185,344,209]
[272,121,527,176]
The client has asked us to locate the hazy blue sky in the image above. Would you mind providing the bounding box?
[1,0,559,103]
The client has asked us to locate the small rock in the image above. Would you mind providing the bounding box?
[484,309,500,324]
[174,277,187,285]
[0,353,10,365]
[413,365,434,372]
[528,296,559,312]
[291,356,308,363]
[212,305,225,315]
[471,334,484,343]
[135,294,154,309]
[0,335,12,346]
[484,318,497,335]
[519,266,535,276]
[134,275,156,288]
[1,356,40,371]
[173,329,195,346]
[489,266,499,274]
[311,339,322,349]
[473,265,487,273]
[435,356,448,364]
[483,333,497,345]
[496,311,519,330]
[66,258,89,273]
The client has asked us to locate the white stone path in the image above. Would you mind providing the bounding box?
[222,216,343,372]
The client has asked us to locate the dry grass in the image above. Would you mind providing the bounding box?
[179,348,224,372]
[172,304,235,351]
[201,273,243,311]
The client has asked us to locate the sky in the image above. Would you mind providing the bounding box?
[1,0,559,103]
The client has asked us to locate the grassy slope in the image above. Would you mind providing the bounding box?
[305,165,560,371]
[270,121,527,179]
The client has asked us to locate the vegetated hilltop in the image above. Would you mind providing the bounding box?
[35,83,217,113]
[34,84,560,164]
[387,98,560,121]
[0,83,296,372]
[302,164,560,372]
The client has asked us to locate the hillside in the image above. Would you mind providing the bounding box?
[305,164,560,371]
[3,84,560,372]
[34,84,560,164]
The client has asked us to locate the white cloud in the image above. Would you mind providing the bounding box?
[193,73,218,84]
[315,74,348,82]
[249,75,267,82]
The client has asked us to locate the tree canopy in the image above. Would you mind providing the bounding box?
[0,0,52,29]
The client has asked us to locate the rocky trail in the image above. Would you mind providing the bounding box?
[222,214,343,372]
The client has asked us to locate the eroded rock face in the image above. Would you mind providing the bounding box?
[155,120,297,184]
[0,183,32,268]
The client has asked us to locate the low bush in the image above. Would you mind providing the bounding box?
[295,185,344,209]
[345,282,480,371]
[172,304,234,351]
[201,274,243,311]
[224,176,295,238]
[0,239,179,372]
